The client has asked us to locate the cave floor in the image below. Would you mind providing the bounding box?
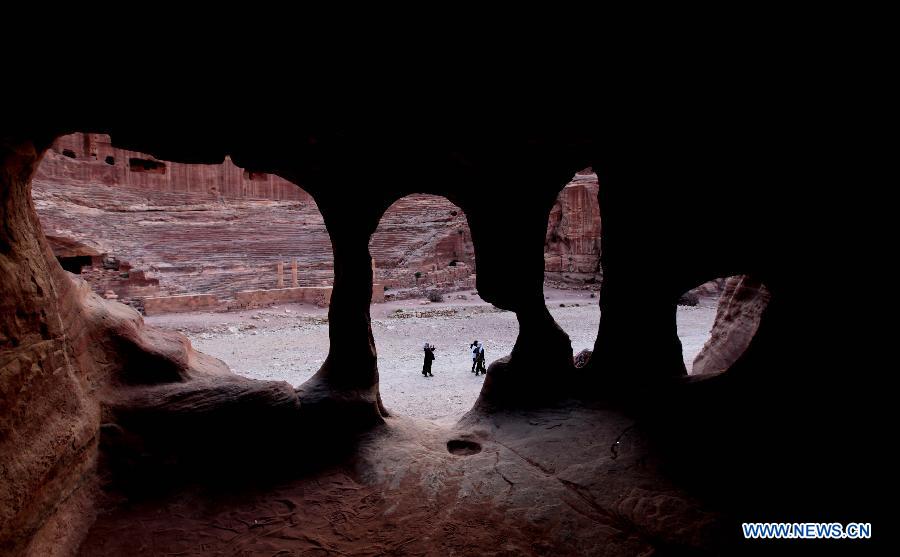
[78,404,722,556]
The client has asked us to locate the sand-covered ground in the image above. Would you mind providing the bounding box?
[147,288,718,424]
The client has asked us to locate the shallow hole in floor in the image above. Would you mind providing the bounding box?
[447,439,482,456]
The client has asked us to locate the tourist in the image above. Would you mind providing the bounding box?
[470,340,480,373]
[475,342,486,375]
[422,343,435,377]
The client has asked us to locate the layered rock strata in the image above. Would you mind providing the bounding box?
[34,137,605,311]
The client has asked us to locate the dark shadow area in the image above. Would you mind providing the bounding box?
[56,254,92,274]
[128,157,166,173]
[447,439,482,456]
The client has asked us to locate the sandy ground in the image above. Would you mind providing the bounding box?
[147,288,718,424]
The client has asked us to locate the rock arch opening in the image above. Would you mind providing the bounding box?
[368,193,500,423]
[542,168,602,364]
[33,132,336,384]
[684,275,771,375]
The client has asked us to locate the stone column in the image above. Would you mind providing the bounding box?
[295,193,387,427]
[276,261,284,288]
[587,159,689,383]
[456,175,574,409]
[291,258,298,287]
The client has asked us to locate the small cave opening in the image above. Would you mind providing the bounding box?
[128,157,166,174]
[369,193,491,423]
[243,170,268,181]
[56,255,93,274]
[62,149,77,158]
[105,156,115,165]
[677,275,771,375]
[542,168,602,365]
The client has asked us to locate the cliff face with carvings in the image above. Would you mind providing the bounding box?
[370,194,476,292]
[34,135,602,310]
[42,133,305,201]
[34,134,331,309]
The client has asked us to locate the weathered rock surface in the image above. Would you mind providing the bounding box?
[692,275,771,375]
[369,193,476,295]
[32,160,334,302]
[42,133,305,202]
[544,169,601,285]
[1,138,301,556]
[78,409,723,556]
[34,139,604,311]
[35,138,486,308]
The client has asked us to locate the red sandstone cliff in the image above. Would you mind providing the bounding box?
[369,194,475,292]
[42,133,305,201]
[544,169,602,284]
[34,135,603,311]
[33,134,332,306]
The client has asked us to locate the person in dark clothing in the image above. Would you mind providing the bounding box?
[475,343,486,375]
[422,343,435,377]
[470,340,481,373]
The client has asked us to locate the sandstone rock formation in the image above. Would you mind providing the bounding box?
[35,138,485,310]
[33,140,333,306]
[369,193,476,296]
[1,138,300,555]
[544,169,602,285]
[34,138,605,312]
[692,275,771,375]
[42,133,305,202]
[1,88,871,555]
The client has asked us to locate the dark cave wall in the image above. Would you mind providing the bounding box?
[0,138,99,556]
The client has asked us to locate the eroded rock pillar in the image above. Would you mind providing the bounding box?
[276,261,284,288]
[457,177,574,409]
[291,258,298,287]
[587,158,691,384]
[297,195,386,425]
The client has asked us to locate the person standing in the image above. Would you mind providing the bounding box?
[470,340,480,373]
[475,342,486,375]
[422,343,435,377]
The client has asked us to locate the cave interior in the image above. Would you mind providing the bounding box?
[0,98,877,556]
